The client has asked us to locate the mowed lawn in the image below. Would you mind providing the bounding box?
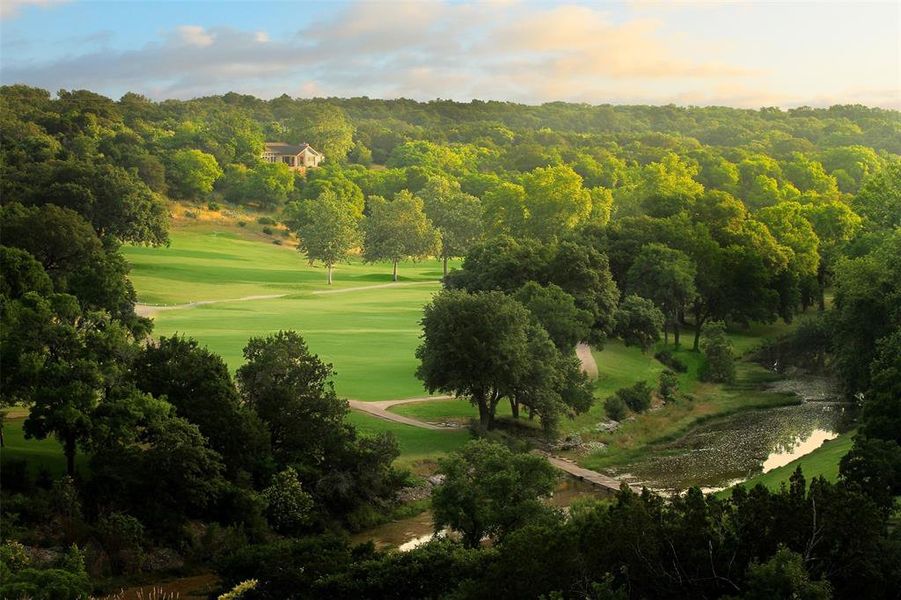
[124,224,456,401]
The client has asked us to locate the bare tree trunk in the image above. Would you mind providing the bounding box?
[327,263,333,285]
[392,259,398,282]
[510,397,519,419]
[693,306,705,352]
[674,320,681,348]
[664,321,669,345]
[476,395,489,429]
[443,255,448,278]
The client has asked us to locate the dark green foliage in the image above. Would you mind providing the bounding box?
[604,395,627,421]
[0,545,91,600]
[417,290,592,433]
[658,369,679,403]
[613,294,664,352]
[734,547,832,600]
[700,321,736,383]
[236,331,401,520]
[133,335,273,481]
[431,439,558,547]
[613,381,653,414]
[95,512,145,575]
[514,281,592,351]
[0,246,53,299]
[217,534,359,600]
[316,539,490,600]
[860,327,901,443]
[655,348,688,372]
[839,436,901,516]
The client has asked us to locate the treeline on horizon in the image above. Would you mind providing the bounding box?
[0,85,899,599]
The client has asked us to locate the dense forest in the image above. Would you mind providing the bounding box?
[1,86,899,599]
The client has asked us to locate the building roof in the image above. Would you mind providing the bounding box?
[264,142,310,156]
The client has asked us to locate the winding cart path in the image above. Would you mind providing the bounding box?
[348,345,636,493]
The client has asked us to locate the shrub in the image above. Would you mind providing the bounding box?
[0,545,91,600]
[184,210,198,219]
[700,321,736,383]
[207,201,221,211]
[604,395,627,421]
[616,381,652,413]
[654,349,687,373]
[658,370,678,403]
[237,221,248,228]
[257,216,277,225]
[96,512,145,575]
[271,239,282,245]
[262,468,314,535]
[261,226,274,235]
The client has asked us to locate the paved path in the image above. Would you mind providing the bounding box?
[135,294,287,317]
[576,342,598,378]
[348,346,633,493]
[348,396,454,431]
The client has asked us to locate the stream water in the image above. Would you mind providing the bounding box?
[611,401,851,493]
[358,379,852,549]
[353,478,608,551]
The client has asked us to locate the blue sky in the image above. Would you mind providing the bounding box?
[1,0,898,108]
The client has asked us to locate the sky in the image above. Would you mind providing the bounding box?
[1,0,898,108]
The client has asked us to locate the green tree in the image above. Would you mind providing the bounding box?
[514,281,593,352]
[166,148,223,199]
[236,331,347,466]
[418,177,483,276]
[521,165,592,240]
[614,294,664,352]
[431,439,557,548]
[658,369,679,403]
[626,243,697,346]
[736,547,832,600]
[133,335,272,480]
[244,161,295,209]
[699,320,735,383]
[801,200,861,310]
[287,102,354,161]
[481,181,527,237]
[852,160,901,231]
[362,191,440,281]
[290,191,362,284]
[416,290,532,429]
[262,467,314,535]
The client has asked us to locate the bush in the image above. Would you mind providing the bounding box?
[271,239,282,245]
[262,467,314,535]
[237,221,248,228]
[604,395,627,421]
[257,216,277,225]
[95,512,145,575]
[207,201,221,211]
[184,210,198,219]
[616,381,652,413]
[654,349,687,372]
[261,226,274,235]
[0,545,91,600]
[699,321,736,383]
[658,370,679,403]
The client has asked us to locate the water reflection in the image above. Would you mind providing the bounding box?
[613,402,848,493]
[354,477,608,551]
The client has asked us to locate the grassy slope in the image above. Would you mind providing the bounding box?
[572,325,801,473]
[346,412,471,468]
[1,418,82,478]
[724,430,855,494]
[124,222,455,401]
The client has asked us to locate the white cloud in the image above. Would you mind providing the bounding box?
[0,0,69,20]
[176,25,214,48]
[0,0,893,108]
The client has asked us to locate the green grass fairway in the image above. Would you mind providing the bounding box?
[346,412,471,467]
[725,431,855,494]
[1,418,80,478]
[124,224,456,401]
